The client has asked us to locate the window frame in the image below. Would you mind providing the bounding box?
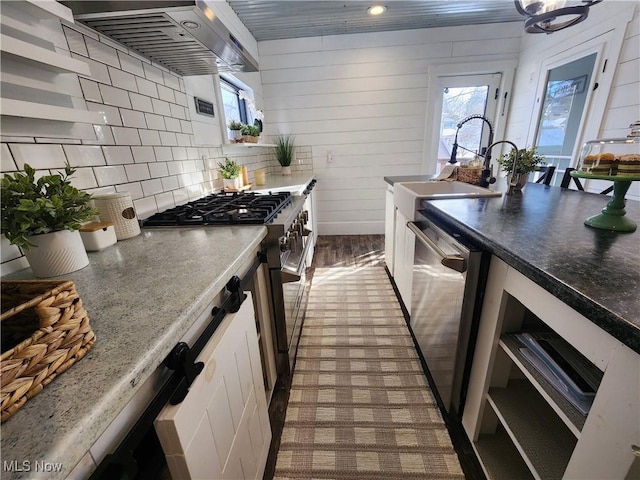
[220,77,249,124]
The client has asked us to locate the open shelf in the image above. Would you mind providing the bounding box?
[1,99,106,125]
[500,336,587,435]
[1,35,92,76]
[222,143,276,151]
[475,423,534,480]
[488,380,577,479]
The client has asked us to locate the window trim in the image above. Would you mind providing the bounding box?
[220,77,249,124]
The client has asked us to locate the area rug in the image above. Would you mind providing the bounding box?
[273,266,465,479]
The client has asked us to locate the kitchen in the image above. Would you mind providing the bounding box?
[1,0,639,479]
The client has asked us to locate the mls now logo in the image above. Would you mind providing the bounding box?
[3,460,63,473]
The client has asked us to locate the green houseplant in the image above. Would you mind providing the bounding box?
[1,163,98,277]
[240,124,260,143]
[217,157,243,190]
[228,119,243,143]
[496,146,546,176]
[274,135,295,175]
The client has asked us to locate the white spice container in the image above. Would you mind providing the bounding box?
[80,222,117,251]
[93,192,141,240]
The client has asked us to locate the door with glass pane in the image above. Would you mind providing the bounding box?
[533,53,598,186]
[434,74,501,175]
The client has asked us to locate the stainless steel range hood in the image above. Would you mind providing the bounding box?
[61,1,258,76]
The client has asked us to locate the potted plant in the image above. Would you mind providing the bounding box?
[274,135,295,175]
[217,157,243,190]
[228,119,243,143]
[1,163,98,277]
[241,124,260,144]
[496,146,546,188]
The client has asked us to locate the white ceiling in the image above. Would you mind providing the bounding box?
[227,1,526,41]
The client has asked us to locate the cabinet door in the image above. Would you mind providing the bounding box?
[384,187,396,275]
[154,292,271,480]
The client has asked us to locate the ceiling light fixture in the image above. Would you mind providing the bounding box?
[514,0,603,34]
[367,5,387,16]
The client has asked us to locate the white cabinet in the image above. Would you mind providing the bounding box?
[155,292,271,480]
[463,256,639,479]
[384,185,396,275]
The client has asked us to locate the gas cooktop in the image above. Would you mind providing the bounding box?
[142,191,293,226]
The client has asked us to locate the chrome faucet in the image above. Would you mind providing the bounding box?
[448,114,495,187]
[484,140,520,195]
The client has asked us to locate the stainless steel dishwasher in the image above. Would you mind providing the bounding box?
[407,212,489,419]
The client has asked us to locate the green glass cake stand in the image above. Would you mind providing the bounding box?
[571,171,639,232]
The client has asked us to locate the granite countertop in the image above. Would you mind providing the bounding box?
[1,226,267,479]
[417,182,640,354]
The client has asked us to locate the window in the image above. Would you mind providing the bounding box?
[220,77,253,126]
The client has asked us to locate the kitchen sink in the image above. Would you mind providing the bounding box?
[394,180,502,220]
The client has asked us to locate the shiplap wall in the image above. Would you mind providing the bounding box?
[258,23,523,234]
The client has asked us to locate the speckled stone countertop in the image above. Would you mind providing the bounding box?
[417,182,640,354]
[1,226,267,479]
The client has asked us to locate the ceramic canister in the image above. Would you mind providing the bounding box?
[93,192,140,240]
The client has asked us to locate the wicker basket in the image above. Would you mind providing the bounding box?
[456,165,483,185]
[0,280,95,423]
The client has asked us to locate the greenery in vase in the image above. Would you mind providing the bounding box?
[217,157,242,179]
[240,124,260,137]
[1,163,98,250]
[496,146,546,176]
[274,135,295,167]
[228,119,243,130]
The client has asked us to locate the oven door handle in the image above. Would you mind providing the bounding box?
[282,235,312,283]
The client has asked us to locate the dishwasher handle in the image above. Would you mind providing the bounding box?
[408,221,467,273]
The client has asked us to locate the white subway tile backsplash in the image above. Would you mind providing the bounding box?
[145,113,166,131]
[143,63,164,84]
[1,236,21,263]
[1,257,30,276]
[187,184,204,200]
[39,138,83,145]
[112,127,141,146]
[69,167,98,189]
[117,51,145,77]
[79,78,103,103]
[99,84,132,109]
[152,98,172,116]
[85,37,120,68]
[115,182,144,200]
[163,72,180,90]
[120,109,147,128]
[133,196,157,219]
[108,67,138,92]
[155,191,175,210]
[103,146,134,165]
[73,53,111,84]
[154,146,173,162]
[129,93,154,113]
[136,77,158,98]
[86,185,116,196]
[1,137,35,144]
[157,84,175,103]
[186,147,199,160]
[131,146,156,163]
[1,144,17,172]
[172,187,190,204]
[149,162,169,178]
[125,163,150,182]
[86,102,122,126]
[164,117,182,133]
[180,120,193,134]
[162,175,179,191]
[167,162,183,175]
[87,125,116,145]
[94,165,127,186]
[183,160,196,173]
[141,178,163,196]
[176,133,192,147]
[170,103,187,120]
[159,131,178,146]
[174,91,188,107]
[97,35,128,53]
[9,144,66,169]
[63,145,106,167]
[177,172,191,188]
[63,26,88,56]
[171,147,188,161]
[63,21,99,40]
[138,129,161,146]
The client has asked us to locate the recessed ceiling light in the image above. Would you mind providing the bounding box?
[367,5,387,16]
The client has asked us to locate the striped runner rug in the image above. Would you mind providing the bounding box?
[273,266,465,479]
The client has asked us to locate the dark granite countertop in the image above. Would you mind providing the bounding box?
[384,175,435,185]
[418,182,640,354]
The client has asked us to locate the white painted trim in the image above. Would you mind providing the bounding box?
[318,221,384,235]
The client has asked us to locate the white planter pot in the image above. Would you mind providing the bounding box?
[230,129,242,142]
[281,166,292,176]
[223,177,241,190]
[24,230,89,278]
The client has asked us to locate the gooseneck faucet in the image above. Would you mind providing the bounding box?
[484,140,521,195]
[448,114,495,187]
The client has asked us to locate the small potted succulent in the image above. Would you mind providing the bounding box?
[274,134,295,175]
[496,146,546,188]
[217,157,243,190]
[1,163,98,277]
[228,119,243,143]
[241,124,260,144]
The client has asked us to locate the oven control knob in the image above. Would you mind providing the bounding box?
[301,211,309,223]
[280,233,292,252]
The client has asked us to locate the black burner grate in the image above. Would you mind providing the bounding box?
[142,191,293,226]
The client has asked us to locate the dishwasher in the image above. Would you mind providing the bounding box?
[407,212,489,419]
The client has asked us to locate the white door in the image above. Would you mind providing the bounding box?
[154,292,271,480]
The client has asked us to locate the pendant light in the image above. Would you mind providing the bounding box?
[514,0,603,34]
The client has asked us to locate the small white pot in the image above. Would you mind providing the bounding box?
[281,166,292,176]
[24,230,90,278]
[223,177,241,190]
[230,129,242,142]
